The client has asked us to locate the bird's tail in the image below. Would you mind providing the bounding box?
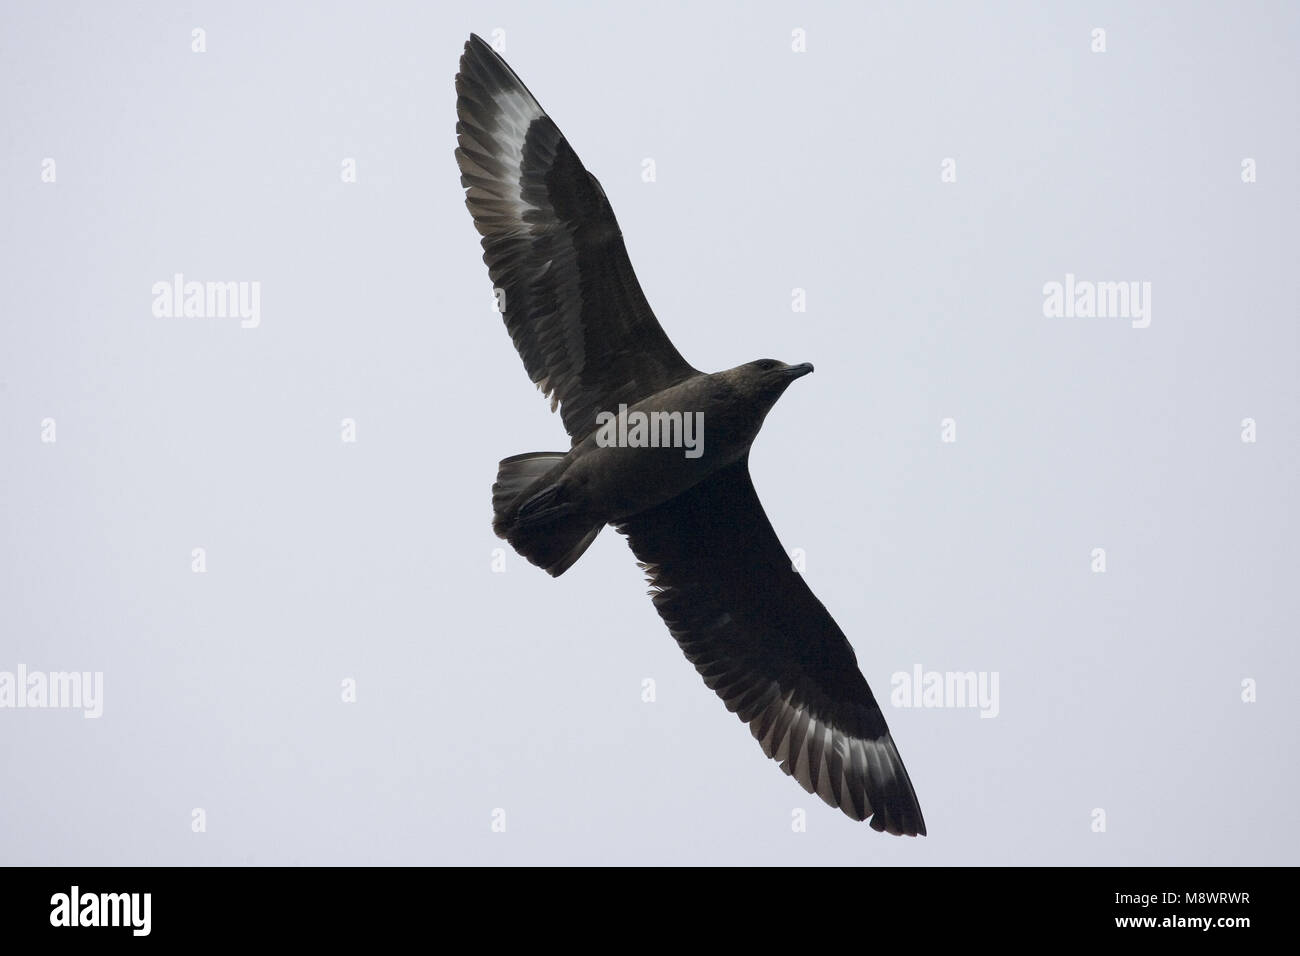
[492,452,603,577]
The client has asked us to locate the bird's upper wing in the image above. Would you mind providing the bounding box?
[616,458,926,835]
[455,35,698,443]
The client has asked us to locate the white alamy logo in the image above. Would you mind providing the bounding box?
[50,886,151,936]
[0,665,103,718]
[594,405,704,459]
[152,273,261,328]
[890,665,999,718]
[1042,273,1151,328]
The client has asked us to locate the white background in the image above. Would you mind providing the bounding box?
[1,1,1296,864]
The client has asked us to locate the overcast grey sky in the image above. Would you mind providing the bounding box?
[1,1,1296,865]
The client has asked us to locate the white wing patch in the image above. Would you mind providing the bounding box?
[481,88,544,229]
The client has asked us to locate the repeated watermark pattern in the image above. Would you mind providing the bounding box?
[1042,274,1151,329]
[0,666,102,718]
[151,274,261,329]
[891,666,999,719]
[594,405,704,459]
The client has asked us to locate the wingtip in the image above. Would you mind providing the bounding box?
[869,811,926,837]
[463,33,513,71]
[456,32,544,118]
[458,34,498,84]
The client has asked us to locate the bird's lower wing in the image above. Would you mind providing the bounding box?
[616,458,926,835]
[455,35,698,443]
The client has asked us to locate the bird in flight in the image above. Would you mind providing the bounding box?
[454,34,925,835]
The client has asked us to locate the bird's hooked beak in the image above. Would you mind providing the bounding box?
[783,362,815,380]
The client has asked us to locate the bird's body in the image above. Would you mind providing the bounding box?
[496,361,810,532]
[456,35,927,835]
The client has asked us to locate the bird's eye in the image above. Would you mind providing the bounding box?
[758,360,777,370]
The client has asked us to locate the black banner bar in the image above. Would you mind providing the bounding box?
[2,866,1276,942]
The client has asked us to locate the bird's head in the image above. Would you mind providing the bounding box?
[703,360,815,447]
[706,359,815,439]
[731,359,815,406]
